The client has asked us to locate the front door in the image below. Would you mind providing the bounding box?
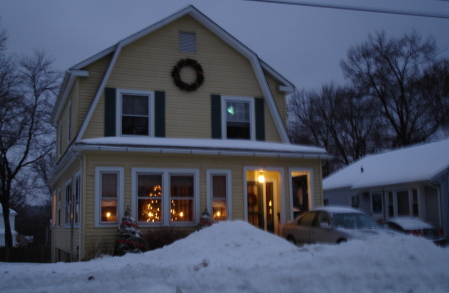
[247,181,275,233]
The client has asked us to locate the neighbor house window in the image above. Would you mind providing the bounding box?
[387,192,394,218]
[132,168,199,226]
[222,97,254,140]
[412,189,419,216]
[207,170,232,222]
[371,193,382,214]
[117,89,153,136]
[95,167,124,226]
[397,190,409,216]
[351,195,359,209]
[65,180,72,226]
[179,31,196,53]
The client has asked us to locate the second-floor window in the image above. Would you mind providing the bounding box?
[117,89,153,136]
[222,96,255,140]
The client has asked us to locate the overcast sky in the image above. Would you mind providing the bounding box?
[1,0,449,91]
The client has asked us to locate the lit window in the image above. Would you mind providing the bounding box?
[226,100,250,139]
[137,174,163,223]
[100,172,118,223]
[212,175,227,221]
[170,175,194,222]
[132,169,198,226]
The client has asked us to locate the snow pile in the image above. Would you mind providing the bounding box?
[1,221,449,293]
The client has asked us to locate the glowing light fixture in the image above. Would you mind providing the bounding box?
[258,172,265,183]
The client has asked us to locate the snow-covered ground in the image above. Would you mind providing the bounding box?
[1,221,449,293]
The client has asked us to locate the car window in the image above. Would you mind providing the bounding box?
[313,212,330,227]
[331,213,380,229]
[298,212,316,227]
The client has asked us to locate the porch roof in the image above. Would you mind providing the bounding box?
[75,137,330,159]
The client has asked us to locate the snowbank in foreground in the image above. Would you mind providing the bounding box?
[1,221,449,293]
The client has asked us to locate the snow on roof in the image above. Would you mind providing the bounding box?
[315,206,363,214]
[323,138,449,190]
[386,217,434,230]
[76,137,329,158]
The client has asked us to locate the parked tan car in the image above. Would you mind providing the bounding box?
[281,206,387,245]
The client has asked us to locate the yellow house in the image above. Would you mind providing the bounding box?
[50,5,329,262]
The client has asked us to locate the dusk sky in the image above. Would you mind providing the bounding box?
[1,0,449,91]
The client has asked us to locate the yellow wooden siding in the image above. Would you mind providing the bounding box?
[79,55,112,139]
[79,150,322,258]
[264,71,287,127]
[82,15,284,142]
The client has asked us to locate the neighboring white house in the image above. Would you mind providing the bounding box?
[0,204,18,246]
[323,139,449,238]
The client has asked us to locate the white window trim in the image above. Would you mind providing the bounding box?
[95,167,124,227]
[221,96,255,140]
[206,170,232,221]
[288,167,315,222]
[64,178,73,227]
[67,100,72,143]
[116,89,155,137]
[132,168,199,227]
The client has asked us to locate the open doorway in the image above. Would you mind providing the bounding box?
[290,170,313,219]
[246,170,280,234]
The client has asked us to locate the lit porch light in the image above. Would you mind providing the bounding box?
[258,172,265,183]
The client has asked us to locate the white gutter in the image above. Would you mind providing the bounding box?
[75,43,123,142]
[72,144,331,159]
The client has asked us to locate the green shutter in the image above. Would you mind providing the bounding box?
[211,95,221,139]
[155,91,165,137]
[104,88,116,137]
[255,97,265,141]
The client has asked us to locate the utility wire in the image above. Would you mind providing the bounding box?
[244,0,449,19]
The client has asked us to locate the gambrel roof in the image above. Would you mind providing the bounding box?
[52,5,295,143]
[323,138,449,190]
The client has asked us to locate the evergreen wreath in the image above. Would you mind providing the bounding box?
[171,59,204,92]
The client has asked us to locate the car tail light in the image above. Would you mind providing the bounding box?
[438,229,444,237]
[411,230,422,236]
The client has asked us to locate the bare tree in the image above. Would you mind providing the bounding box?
[341,31,448,147]
[288,84,384,176]
[0,48,59,248]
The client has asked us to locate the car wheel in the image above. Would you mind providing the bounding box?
[337,239,347,244]
[287,236,296,245]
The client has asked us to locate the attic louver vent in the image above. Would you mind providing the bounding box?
[179,32,196,53]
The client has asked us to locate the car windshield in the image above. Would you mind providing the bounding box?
[331,213,381,230]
